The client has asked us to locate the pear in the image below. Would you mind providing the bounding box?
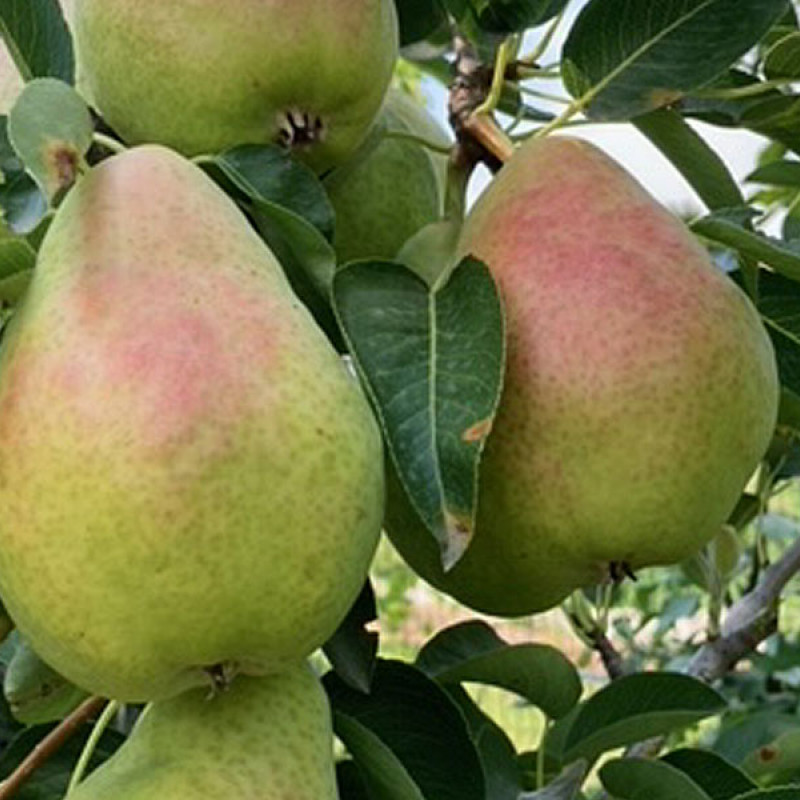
[0,144,384,701]
[386,136,779,616]
[324,88,451,264]
[72,0,398,172]
[0,38,23,115]
[69,665,338,800]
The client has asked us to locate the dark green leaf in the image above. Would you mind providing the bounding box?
[416,620,581,719]
[633,108,742,210]
[0,0,73,83]
[561,673,726,764]
[757,270,800,397]
[325,660,485,800]
[681,71,783,127]
[599,758,712,800]
[394,0,449,48]
[211,145,334,239]
[333,258,505,570]
[468,0,570,35]
[661,748,757,799]
[337,760,372,800]
[730,790,800,799]
[741,94,800,156]
[562,0,789,120]
[0,722,124,798]
[764,31,800,78]
[691,207,800,281]
[323,581,378,694]
[446,685,524,800]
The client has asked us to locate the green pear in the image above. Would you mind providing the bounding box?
[386,136,779,616]
[73,0,398,172]
[324,88,451,264]
[0,144,384,701]
[69,665,338,800]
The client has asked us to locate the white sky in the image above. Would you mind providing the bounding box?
[419,0,769,215]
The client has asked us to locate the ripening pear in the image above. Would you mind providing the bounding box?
[386,136,779,616]
[68,666,338,800]
[73,0,398,172]
[0,145,384,701]
[325,88,451,264]
[0,40,22,115]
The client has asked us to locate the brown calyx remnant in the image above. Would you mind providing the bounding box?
[608,561,638,583]
[276,109,326,150]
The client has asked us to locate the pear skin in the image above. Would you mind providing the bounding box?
[386,136,778,616]
[73,0,398,172]
[325,88,451,264]
[0,145,384,700]
[69,666,338,800]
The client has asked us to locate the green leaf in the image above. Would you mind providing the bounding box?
[742,728,800,779]
[0,238,34,305]
[730,790,800,799]
[599,758,712,800]
[747,159,800,187]
[0,0,73,83]
[336,760,372,800]
[633,108,742,210]
[756,270,800,397]
[691,207,800,281]
[0,118,46,235]
[521,760,588,800]
[741,94,800,156]
[0,722,124,800]
[562,0,790,120]
[211,145,334,239]
[333,714,427,800]
[560,673,726,764]
[661,748,757,799]
[322,581,378,694]
[394,0,449,47]
[446,685,524,800]
[416,621,581,719]
[764,31,800,78]
[8,79,92,201]
[3,636,88,725]
[325,660,485,800]
[467,0,570,34]
[333,258,505,569]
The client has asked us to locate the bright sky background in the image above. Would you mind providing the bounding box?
[419,0,769,215]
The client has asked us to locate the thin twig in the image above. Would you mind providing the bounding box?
[592,631,628,681]
[0,696,106,800]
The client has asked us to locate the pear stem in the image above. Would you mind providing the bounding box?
[462,114,515,163]
[91,133,126,155]
[0,695,106,800]
[66,699,121,795]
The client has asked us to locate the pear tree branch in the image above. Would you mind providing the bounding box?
[0,695,107,800]
[623,536,800,762]
[449,35,514,170]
